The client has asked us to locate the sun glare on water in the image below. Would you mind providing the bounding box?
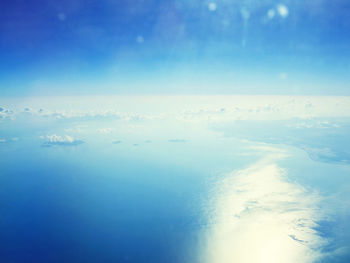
[202,152,326,263]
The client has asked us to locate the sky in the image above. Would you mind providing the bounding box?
[1,1,350,261]
[1,0,350,95]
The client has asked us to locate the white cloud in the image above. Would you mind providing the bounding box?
[42,134,84,146]
[64,125,88,133]
[0,138,18,143]
[98,128,113,134]
[2,96,350,123]
[47,134,74,143]
[201,153,327,263]
[286,120,339,130]
[13,108,161,122]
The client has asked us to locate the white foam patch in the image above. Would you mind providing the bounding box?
[202,154,327,263]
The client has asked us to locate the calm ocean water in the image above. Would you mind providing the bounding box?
[1,96,350,262]
[0,135,252,263]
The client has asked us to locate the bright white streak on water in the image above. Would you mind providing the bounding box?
[202,150,327,263]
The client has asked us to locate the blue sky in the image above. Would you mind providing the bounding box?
[1,0,350,95]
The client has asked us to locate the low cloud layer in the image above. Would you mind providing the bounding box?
[1,96,350,123]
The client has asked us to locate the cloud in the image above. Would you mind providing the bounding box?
[19,109,161,122]
[201,154,328,263]
[98,128,113,134]
[2,96,350,124]
[0,107,14,121]
[42,134,84,147]
[286,120,339,130]
[1,104,162,123]
[0,137,19,143]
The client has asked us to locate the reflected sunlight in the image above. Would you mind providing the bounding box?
[202,150,327,263]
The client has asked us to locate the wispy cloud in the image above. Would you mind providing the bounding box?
[98,128,113,134]
[2,96,350,123]
[0,137,19,143]
[16,108,161,122]
[201,153,328,263]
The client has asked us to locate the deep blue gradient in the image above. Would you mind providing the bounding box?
[0,127,254,263]
[0,143,205,262]
[1,124,349,262]
[1,0,350,95]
